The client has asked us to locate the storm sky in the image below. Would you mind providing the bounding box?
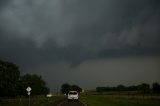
[0,0,160,90]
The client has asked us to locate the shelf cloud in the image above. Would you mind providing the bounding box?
[0,0,160,89]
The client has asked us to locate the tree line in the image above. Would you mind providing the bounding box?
[61,83,82,94]
[96,83,160,94]
[0,60,49,97]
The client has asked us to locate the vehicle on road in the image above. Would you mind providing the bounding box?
[67,91,79,101]
[46,93,53,97]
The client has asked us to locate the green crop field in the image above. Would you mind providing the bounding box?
[80,94,160,106]
[0,96,64,106]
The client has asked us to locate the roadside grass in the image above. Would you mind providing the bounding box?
[0,95,65,106]
[80,94,160,106]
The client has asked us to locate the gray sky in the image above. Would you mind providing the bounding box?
[0,0,160,90]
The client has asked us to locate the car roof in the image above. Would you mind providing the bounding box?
[69,91,78,92]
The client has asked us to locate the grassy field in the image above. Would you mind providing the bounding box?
[80,94,160,106]
[0,95,64,106]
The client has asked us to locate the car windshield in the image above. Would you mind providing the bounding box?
[69,92,77,95]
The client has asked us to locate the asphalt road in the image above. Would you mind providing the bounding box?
[57,100,86,106]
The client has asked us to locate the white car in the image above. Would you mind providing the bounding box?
[46,93,52,98]
[67,91,79,101]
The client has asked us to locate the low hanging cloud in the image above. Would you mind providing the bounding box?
[0,0,160,68]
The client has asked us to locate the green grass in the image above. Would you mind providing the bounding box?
[80,94,160,106]
[0,95,64,106]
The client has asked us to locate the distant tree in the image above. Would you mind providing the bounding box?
[20,74,49,95]
[61,83,82,94]
[0,60,20,97]
[105,87,112,92]
[117,85,126,91]
[116,85,125,96]
[96,87,106,92]
[126,85,138,91]
[71,85,82,93]
[111,87,117,91]
[152,82,160,94]
[97,85,127,93]
[16,79,24,96]
[138,83,150,94]
[61,83,71,94]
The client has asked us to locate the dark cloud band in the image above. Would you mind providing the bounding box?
[0,0,160,68]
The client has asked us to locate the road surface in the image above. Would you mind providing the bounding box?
[57,100,86,106]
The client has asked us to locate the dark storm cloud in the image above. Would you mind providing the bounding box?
[0,0,9,8]
[0,0,160,68]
